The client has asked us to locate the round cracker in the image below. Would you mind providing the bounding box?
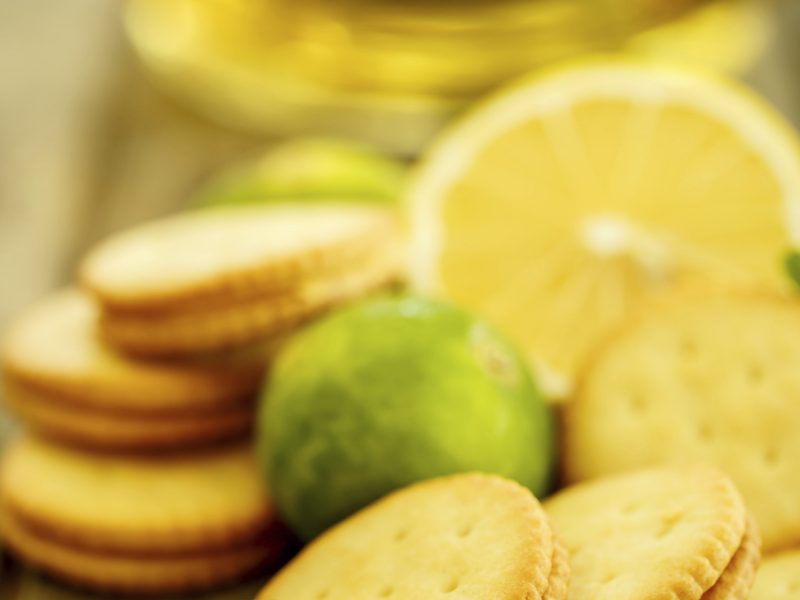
[0,509,287,596]
[544,466,747,600]
[543,528,570,600]
[1,290,265,413]
[100,248,403,357]
[258,473,557,600]
[565,289,800,550]
[750,549,800,600]
[0,436,274,554]
[3,380,252,451]
[701,515,761,600]
[81,204,396,310]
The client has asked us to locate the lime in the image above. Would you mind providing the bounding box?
[786,250,800,290]
[194,137,407,207]
[257,295,555,541]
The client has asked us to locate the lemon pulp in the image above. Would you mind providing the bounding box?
[410,61,800,397]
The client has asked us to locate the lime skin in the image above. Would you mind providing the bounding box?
[194,137,406,208]
[257,294,556,541]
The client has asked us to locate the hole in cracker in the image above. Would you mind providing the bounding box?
[746,363,764,384]
[456,522,474,538]
[679,338,697,358]
[696,422,713,441]
[621,501,641,515]
[379,585,395,597]
[566,540,582,556]
[394,528,409,542]
[764,448,780,465]
[315,591,330,599]
[629,394,647,414]
[601,572,618,584]
[656,511,682,538]
[441,576,460,593]
[788,581,800,592]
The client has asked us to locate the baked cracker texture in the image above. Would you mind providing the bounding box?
[544,466,752,600]
[99,246,403,357]
[257,473,567,600]
[81,204,397,310]
[0,436,276,554]
[565,289,800,551]
[1,289,265,413]
[0,508,286,596]
[2,379,252,451]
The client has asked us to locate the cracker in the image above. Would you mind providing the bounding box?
[257,473,561,600]
[1,290,265,413]
[100,247,403,357]
[3,379,252,451]
[543,528,570,600]
[81,204,397,310]
[0,509,286,596]
[543,466,747,600]
[0,436,275,554]
[750,549,800,600]
[564,289,800,550]
[701,516,761,600]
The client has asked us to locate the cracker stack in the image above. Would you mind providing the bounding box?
[1,290,265,451]
[0,437,288,595]
[0,203,403,594]
[563,289,800,552]
[544,466,760,600]
[81,205,401,357]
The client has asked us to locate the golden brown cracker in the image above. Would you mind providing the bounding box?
[81,204,397,310]
[0,436,274,554]
[543,528,570,600]
[565,289,800,550]
[100,248,403,357]
[258,473,560,600]
[0,508,287,596]
[3,379,252,451]
[544,466,747,600]
[701,515,761,600]
[1,290,265,413]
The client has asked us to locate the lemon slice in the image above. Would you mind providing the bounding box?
[409,59,800,398]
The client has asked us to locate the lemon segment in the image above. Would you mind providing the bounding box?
[409,60,800,398]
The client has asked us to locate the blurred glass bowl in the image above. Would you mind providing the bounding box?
[124,0,769,154]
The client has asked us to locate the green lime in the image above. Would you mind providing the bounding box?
[257,295,556,541]
[785,250,800,290]
[194,137,407,207]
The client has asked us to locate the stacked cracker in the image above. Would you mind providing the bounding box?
[545,466,759,600]
[82,205,400,357]
[0,204,401,595]
[560,287,800,597]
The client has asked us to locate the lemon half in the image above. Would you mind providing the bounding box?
[409,59,800,398]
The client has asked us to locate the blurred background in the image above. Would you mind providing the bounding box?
[1,0,800,594]
[3,0,800,334]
